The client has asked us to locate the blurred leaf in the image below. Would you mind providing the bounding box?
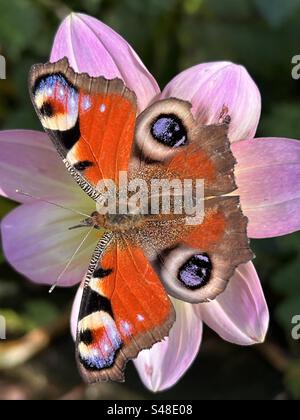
[183,0,203,15]
[83,0,104,14]
[285,360,300,399]
[275,232,300,254]
[0,0,43,59]
[204,0,254,19]
[251,238,283,282]
[3,106,39,130]
[272,260,300,295]
[0,197,16,218]
[0,280,20,299]
[253,0,300,26]
[276,297,300,331]
[0,299,60,337]
[272,234,300,334]
[260,103,300,139]
[24,300,59,327]
[0,309,33,334]
[123,0,179,15]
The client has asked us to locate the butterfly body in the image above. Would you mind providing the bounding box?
[29,58,253,383]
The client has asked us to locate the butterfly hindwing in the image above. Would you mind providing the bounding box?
[153,196,252,303]
[77,236,175,383]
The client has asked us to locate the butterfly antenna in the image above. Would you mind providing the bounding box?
[15,189,90,218]
[49,227,94,294]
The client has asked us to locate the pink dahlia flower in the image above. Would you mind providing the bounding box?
[1,13,300,392]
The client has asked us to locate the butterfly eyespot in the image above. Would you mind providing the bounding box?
[151,114,187,148]
[178,253,212,289]
[134,98,195,163]
[79,329,94,345]
[32,73,79,131]
[40,102,54,118]
[156,245,218,303]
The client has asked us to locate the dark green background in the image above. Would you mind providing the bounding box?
[0,0,300,400]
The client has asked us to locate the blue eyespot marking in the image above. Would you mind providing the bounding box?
[151,114,188,148]
[178,253,212,289]
[34,73,79,118]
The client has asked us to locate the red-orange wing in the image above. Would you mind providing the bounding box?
[29,58,137,197]
[76,236,175,383]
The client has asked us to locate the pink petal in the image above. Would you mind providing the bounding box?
[161,61,261,142]
[0,130,77,203]
[134,299,202,392]
[198,262,269,346]
[233,138,300,238]
[1,201,98,287]
[50,13,160,112]
[71,282,83,340]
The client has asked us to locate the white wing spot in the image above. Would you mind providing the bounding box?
[83,96,91,111]
[120,320,132,336]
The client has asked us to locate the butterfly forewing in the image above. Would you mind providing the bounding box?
[29,58,137,195]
